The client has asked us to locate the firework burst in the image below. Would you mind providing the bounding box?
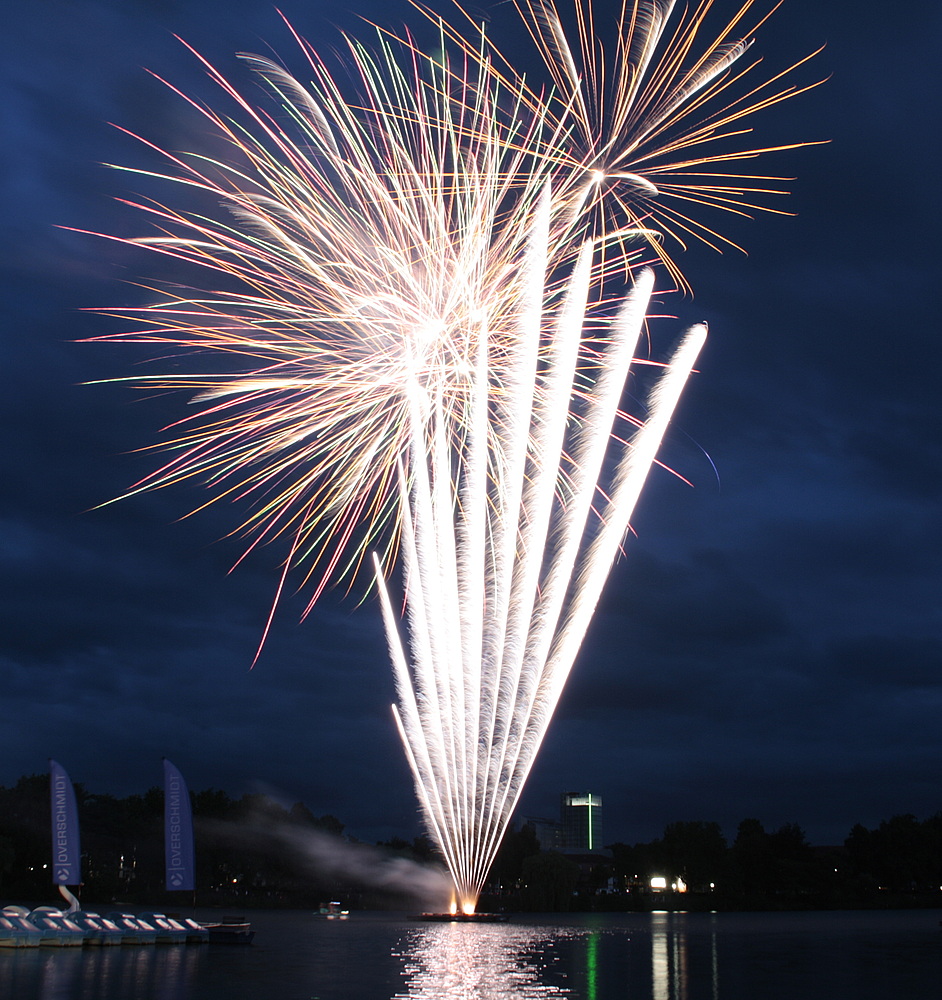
[88,2,815,909]
[423,0,821,287]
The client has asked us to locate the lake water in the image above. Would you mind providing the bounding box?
[1,908,939,999]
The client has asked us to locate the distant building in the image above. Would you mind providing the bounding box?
[524,816,562,851]
[560,792,602,851]
[523,790,607,856]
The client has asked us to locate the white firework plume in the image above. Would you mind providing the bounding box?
[88,1,814,912]
[374,187,706,912]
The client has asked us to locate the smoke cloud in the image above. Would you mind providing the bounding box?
[202,813,452,909]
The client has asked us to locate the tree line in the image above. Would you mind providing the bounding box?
[484,814,942,911]
[0,773,376,908]
[1,773,939,911]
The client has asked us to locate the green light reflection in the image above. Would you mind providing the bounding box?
[586,931,599,1000]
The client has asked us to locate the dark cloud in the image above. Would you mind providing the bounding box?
[826,635,942,691]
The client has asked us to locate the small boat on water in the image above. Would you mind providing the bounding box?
[67,911,125,946]
[0,910,42,948]
[200,915,255,945]
[26,908,86,946]
[139,912,188,945]
[106,912,159,945]
[171,915,210,944]
[317,901,350,920]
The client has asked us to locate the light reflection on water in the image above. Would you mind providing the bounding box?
[0,942,203,999]
[651,911,696,1000]
[392,922,575,998]
[0,914,716,1000]
[2,909,940,999]
[393,913,714,1000]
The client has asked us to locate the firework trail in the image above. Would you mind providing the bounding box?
[89,1,815,910]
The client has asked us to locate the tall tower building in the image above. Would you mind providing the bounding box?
[560,792,602,851]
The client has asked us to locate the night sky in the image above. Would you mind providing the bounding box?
[3,0,939,850]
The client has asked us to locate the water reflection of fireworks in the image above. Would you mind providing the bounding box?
[393,923,575,999]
